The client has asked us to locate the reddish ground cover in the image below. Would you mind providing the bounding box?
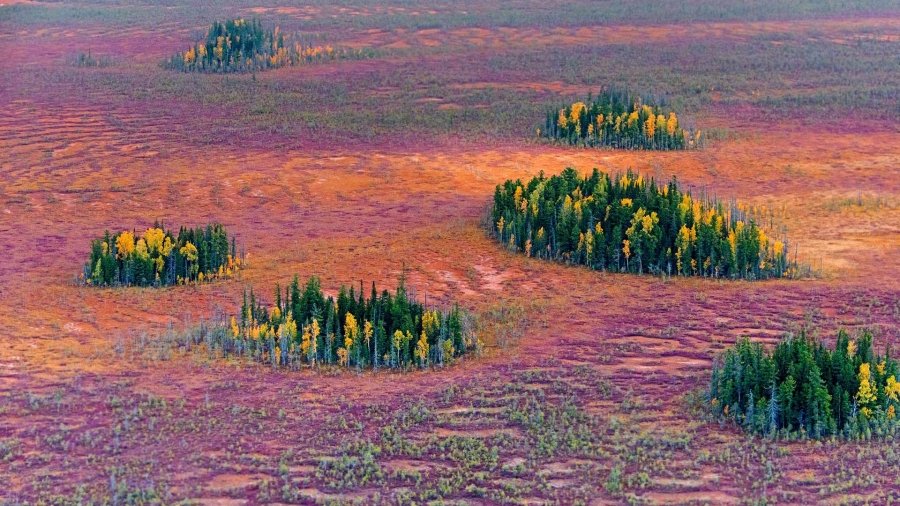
[2,1,900,503]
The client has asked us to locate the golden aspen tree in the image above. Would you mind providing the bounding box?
[675,224,692,275]
[309,318,319,364]
[152,256,164,277]
[364,320,373,364]
[424,311,439,337]
[569,102,586,125]
[161,236,174,256]
[214,37,224,62]
[416,330,429,368]
[143,228,165,253]
[116,232,135,259]
[180,242,198,262]
[584,230,594,265]
[856,363,877,418]
[667,112,678,135]
[344,313,358,367]
[885,375,900,403]
[645,114,656,140]
[300,324,311,356]
[392,329,404,367]
[774,241,785,257]
[557,109,568,130]
[135,239,149,260]
[757,229,769,269]
[180,242,199,279]
[562,195,574,217]
[727,228,738,259]
[573,199,583,223]
[640,210,657,233]
[627,111,639,129]
[886,373,900,419]
[513,186,523,208]
[677,194,691,222]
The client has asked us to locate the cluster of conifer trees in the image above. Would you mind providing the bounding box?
[84,223,242,287]
[492,168,790,279]
[710,330,900,439]
[541,91,698,150]
[164,18,372,73]
[205,275,477,370]
[70,50,113,68]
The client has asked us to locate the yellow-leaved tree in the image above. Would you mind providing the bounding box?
[422,310,441,365]
[300,323,311,356]
[143,228,165,254]
[363,320,373,367]
[885,375,900,419]
[416,330,429,368]
[344,313,359,367]
[115,231,135,260]
[392,329,404,368]
[309,319,319,365]
[180,242,199,280]
[856,363,877,418]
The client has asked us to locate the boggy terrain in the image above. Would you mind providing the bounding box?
[2,0,900,504]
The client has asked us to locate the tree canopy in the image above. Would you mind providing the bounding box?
[214,275,479,370]
[541,91,698,150]
[164,18,373,73]
[492,168,792,279]
[84,223,242,287]
[711,329,900,439]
